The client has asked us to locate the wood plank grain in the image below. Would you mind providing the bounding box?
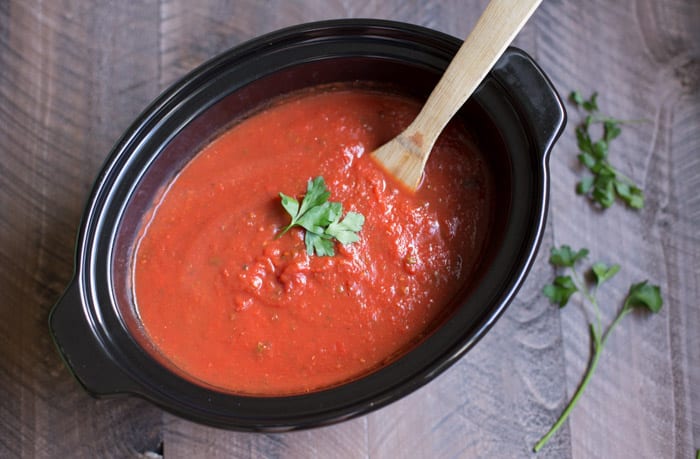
[667,69,700,455]
[0,0,164,457]
[540,0,700,457]
[162,414,368,458]
[155,0,491,89]
[0,0,697,457]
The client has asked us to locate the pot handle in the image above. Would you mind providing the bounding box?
[491,48,567,159]
[49,279,139,396]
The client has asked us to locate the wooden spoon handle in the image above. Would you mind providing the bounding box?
[405,0,542,157]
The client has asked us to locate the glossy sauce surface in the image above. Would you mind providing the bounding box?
[134,88,493,395]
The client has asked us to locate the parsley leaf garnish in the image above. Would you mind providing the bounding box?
[569,91,646,210]
[279,176,330,235]
[278,176,365,256]
[624,281,662,313]
[326,211,364,245]
[591,262,621,286]
[548,245,589,268]
[542,275,578,307]
[534,245,663,452]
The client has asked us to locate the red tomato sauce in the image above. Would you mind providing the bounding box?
[133,87,493,395]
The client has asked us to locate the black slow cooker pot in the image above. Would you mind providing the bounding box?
[49,19,565,431]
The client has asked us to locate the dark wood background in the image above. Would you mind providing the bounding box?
[1,0,698,457]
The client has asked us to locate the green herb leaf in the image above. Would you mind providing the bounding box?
[569,91,598,113]
[535,247,664,452]
[297,201,338,234]
[592,175,615,208]
[301,176,331,212]
[278,176,331,236]
[279,193,299,219]
[543,275,578,307]
[305,231,335,257]
[615,182,644,209]
[578,152,596,169]
[591,140,608,160]
[569,91,645,210]
[603,120,622,142]
[569,91,584,106]
[549,245,589,267]
[278,176,365,256]
[624,281,663,313]
[326,211,365,245]
[627,189,644,209]
[582,92,599,112]
[577,176,595,195]
[591,262,620,286]
[576,125,593,154]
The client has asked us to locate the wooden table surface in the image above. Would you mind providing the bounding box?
[1,1,698,457]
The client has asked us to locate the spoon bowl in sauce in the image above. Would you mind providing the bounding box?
[372,0,542,191]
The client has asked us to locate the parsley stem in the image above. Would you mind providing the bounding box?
[570,269,593,304]
[276,224,293,238]
[570,268,602,336]
[600,306,632,347]
[587,115,648,125]
[533,327,603,452]
[533,304,631,452]
[590,295,603,342]
[538,245,663,452]
[611,169,639,187]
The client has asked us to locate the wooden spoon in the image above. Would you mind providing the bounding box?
[371,0,542,191]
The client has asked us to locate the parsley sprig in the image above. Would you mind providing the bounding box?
[534,245,663,452]
[570,91,645,209]
[278,176,365,256]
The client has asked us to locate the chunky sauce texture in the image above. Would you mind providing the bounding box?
[134,88,493,395]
